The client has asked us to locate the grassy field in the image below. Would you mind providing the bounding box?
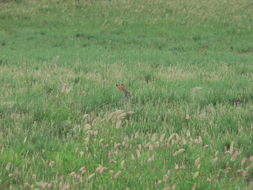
[0,0,253,189]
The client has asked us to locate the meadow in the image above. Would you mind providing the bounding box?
[0,0,253,189]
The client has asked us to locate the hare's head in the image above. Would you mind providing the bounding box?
[116,84,126,91]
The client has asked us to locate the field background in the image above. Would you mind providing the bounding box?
[0,0,253,189]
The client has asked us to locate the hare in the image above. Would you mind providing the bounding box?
[116,84,131,99]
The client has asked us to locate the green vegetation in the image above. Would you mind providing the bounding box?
[0,0,253,189]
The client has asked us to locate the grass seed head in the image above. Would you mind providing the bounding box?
[32,174,36,180]
[246,163,253,171]
[88,173,96,180]
[151,133,158,142]
[193,171,199,179]
[110,160,117,164]
[241,157,249,166]
[148,155,155,163]
[229,141,234,154]
[114,143,121,149]
[191,183,197,190]
[136,149,141,158]
[195,136,203,144]
[9,173,16,179]
[69,172,77,177]
[80,167,87,174]
[168,133,178,144]
[231,151,241,161]
[96,166,107,174]
[82,114,90,120]
[113,171,122,179]
[79,151,84,157]
[120,160,125,168]
[195,157,201,168]
[213,157,218,164]
[37,181,47,189]
[5,162,12,171]
[49,160,55,167]
[60,183,70,190]
[84,124,92,131]
[116,120,123,128]
[240,170,248,177]
[173,149,185,156]
[160,133,166,142]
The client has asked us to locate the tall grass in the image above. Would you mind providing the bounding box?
[0,0,253,189]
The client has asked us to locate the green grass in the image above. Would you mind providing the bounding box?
[0,0,253,189]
